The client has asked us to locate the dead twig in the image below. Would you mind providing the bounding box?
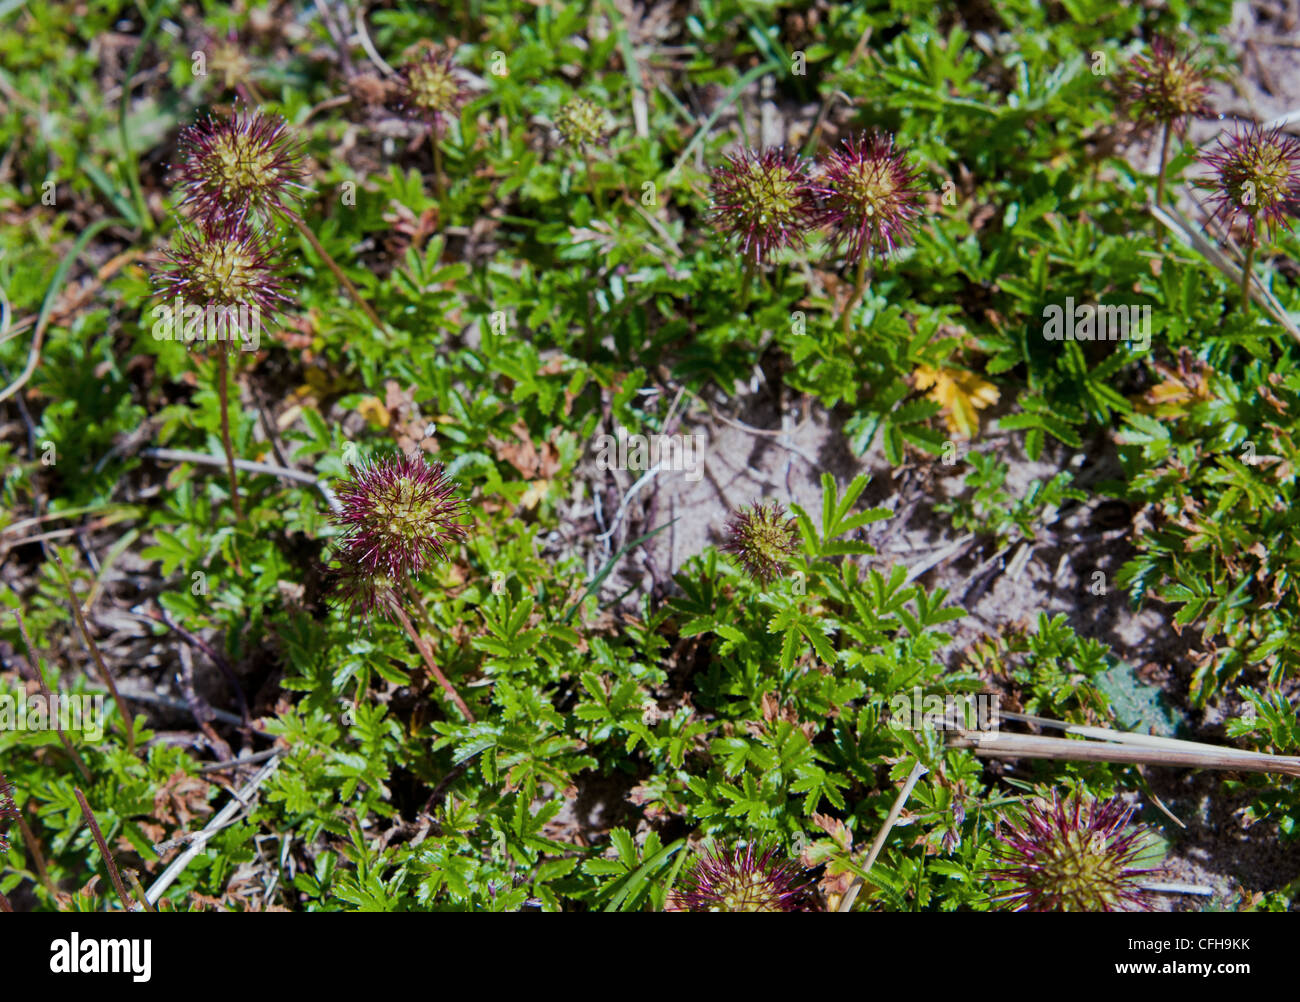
[1140,881,1214,896]
[142,447,341,513]
[595,462,662,543]
[349,3,397,78]
[902,533,976,585]
[130,607,250,727]
[145,752,282,907]
[197,749,282,774]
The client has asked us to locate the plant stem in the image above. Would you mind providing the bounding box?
[235,78,267,107]
[1240,233,1257,315]
[214,351,243,527]
[288,213,388,335]
[583,281,596,356]
[840,252,871,342]
[126,871,159,913]
[431,116,444,202]
[737,258,757,313]
[401,580,457,652]
[390,602,475,723]
[583,147,604,213]
[16,809,55,898]
[13,609,92,784]
[75,787,135,912]
[1155,119,1172,207]
[51,549,135,755]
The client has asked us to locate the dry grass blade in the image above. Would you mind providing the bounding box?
[0,217,125,405]
[836,759,928,913]
[999,710,1282,759]
[948,731,1300,777]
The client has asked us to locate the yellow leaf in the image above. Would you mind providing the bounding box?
[1132,373,1213,419]
[913,365,940,392]
[1131,353,1215,419]
[520,479,550,509]
[356,396,390,429]
[913,364,999,439]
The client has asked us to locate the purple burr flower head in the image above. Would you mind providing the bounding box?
[723,500,800,585]
[1199,123,1300,242]
[154,215,288,352]
[672,842,813,913]
[0,773,16,854]
[156,214,287,312]
[332,453,469,580]
[399,46,468,126]
[708,147,816,265]
[988,792,1161,912]
[1115,36,1210,138]
[328,550,403,622]
[175,108,308,224]
[814,131,924,263]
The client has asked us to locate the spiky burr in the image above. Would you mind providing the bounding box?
[672,842,813,912]
[722,501,801,585]
[987,792,1161,912]
[708,147,817,266]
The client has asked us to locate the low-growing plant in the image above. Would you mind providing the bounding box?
[1,0,1296,918]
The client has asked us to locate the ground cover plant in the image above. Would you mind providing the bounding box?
[1,0,1299,914]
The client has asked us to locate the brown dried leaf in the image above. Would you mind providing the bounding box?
[811,811,852,851]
